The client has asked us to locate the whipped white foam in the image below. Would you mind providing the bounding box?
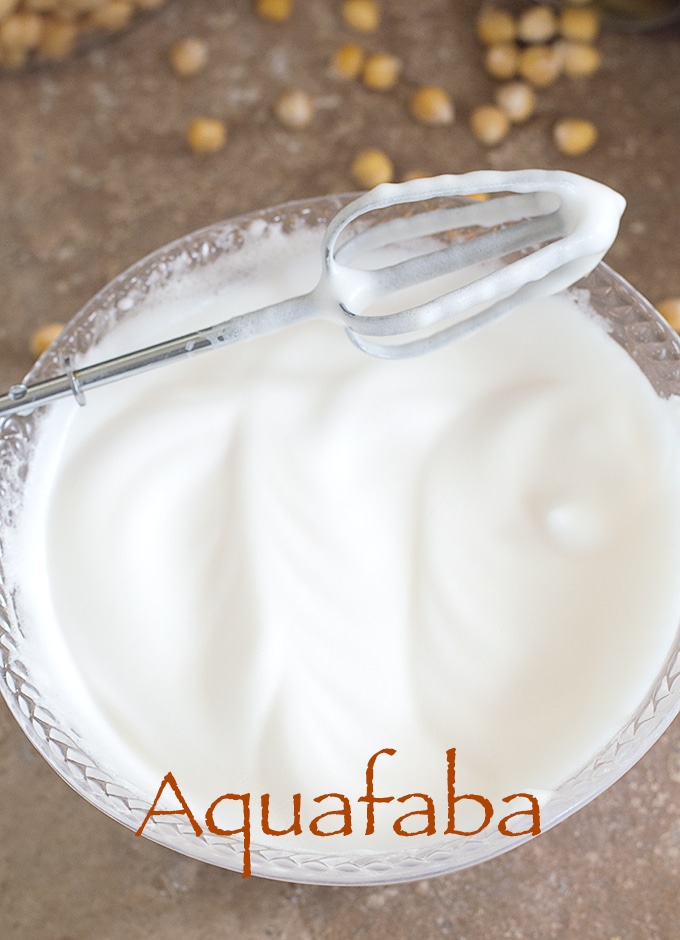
[8,183,680,859]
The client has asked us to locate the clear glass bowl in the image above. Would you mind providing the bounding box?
[596,0,680,30]
[2,195,680,886]
[0,0,170,72]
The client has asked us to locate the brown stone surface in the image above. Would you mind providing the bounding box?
[1,1,680,936]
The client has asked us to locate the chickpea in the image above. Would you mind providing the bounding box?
[553,117,597,155]
[517,4,557,43]
[476,7,516,45]
[494,80,536,123]
[255,0,291,22]
[169,37,208,78]
[186,117,227,154]
[560,40,601,77]
[470,104,511,146]
[0,0,19,16]
[86,2,135,32]
[518,43,562,87]
[483,42,519,81]
[0,11,43,50]
[559,6,600,42]
[656,298,680,332]
[341,0,380,33]
[331,42,364,80]
[30,323,65,358]
[37,18,78,59]
[274,88,315,128]
[409,85,455,126]
[361,52,402,91]
[350,148,394,188]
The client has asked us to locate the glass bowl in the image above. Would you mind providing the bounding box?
[2,194,680,886]
[0,0,171,72]
[595,0,680,30]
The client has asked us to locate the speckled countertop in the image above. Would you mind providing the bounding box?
[1,2,680,937]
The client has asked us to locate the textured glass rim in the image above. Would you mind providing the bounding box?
[1,194,680,886]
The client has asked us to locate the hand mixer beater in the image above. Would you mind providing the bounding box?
[0,169,625,419]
